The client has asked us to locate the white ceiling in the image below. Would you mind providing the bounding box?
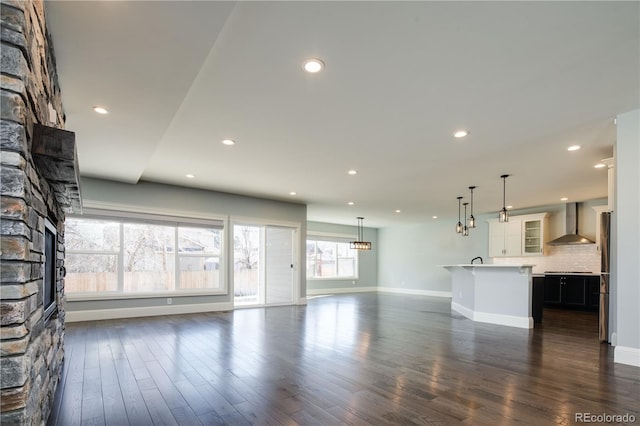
[45,1,639,228]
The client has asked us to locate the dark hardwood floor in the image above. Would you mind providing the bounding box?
[47,293,639,425]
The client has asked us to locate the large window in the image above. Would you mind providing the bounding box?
[65,214,224,297]
[306,235,358,279]
[65,218,119,292]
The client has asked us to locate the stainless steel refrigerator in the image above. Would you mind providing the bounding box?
[599,212,611,343]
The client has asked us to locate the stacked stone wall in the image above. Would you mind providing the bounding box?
[1,0,67,424]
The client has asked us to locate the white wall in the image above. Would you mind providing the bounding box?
[378,217,488,295]
[614,109,640,367]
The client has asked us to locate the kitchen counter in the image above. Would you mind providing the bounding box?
[442,264,535,329]
[445,264,536,269]
[543,272,600,276]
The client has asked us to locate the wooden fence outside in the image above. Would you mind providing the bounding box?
[65,271,223,293]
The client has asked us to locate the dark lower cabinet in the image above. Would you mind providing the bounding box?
[543,275,562,305]
[564,276,587,306]
[532,276,545,323]
[543,274,599,311]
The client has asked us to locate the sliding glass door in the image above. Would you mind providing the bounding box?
[233,224,295,307]
[233,225,262,306]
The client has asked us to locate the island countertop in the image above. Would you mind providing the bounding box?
[441,264,535,268]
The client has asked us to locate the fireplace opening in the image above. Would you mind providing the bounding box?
[44,218,57,320]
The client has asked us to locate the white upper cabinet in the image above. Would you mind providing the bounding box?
[488,213,548,258]
[489,218,522,257]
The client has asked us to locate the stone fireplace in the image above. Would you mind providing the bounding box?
[1,0,80,424]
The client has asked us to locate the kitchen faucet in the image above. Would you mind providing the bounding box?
[471,256,483,264]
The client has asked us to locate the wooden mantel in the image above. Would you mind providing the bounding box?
[31,123,82,213]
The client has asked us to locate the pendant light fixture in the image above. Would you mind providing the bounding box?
[350,217,372,250]
[468,186,476,228]
[462,202,469,236]
[499,174,510,223]
[456,196,463,233]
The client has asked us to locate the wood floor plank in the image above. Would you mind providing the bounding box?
[173,378,217,416]
[65,336,85,385]
[113,361,154,425]
[80,397,105,426]
[232,400,288,426]
[49,294,640,426]
[139,387,179,426]
[53,380,83,426]
[193,381,243,417]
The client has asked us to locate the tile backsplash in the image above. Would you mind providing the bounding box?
[492,244,601,274]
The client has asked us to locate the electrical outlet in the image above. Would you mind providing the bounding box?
[352,280,356,285]
[167,298,172,305]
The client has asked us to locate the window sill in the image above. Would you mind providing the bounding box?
[307,277,358,281]
[66,290,228,302]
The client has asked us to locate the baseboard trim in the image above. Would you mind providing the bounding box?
[451,301,474,320]
[306,287,377,296]
[474,311,533,329]
[66,302,233,322]
[451,301,533,329]
[614,345,640,367]
[65,289,454,321]
[378,287,452,298]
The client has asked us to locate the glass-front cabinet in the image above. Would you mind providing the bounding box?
[487,212,548,258]
[521,213,548,256]
[523,219,543,254]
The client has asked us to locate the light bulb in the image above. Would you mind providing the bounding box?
[499,208,509,223]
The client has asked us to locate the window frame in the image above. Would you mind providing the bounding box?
[306,232,359,280]
[65,210,227,301]
[43,218,58,320]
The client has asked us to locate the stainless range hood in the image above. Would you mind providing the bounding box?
[547,203,595,245]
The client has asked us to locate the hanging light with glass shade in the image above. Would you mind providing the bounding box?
[468,186,476,228]
[499,174,510,223]
[462,202,470,236]
[456,196,463,234]
[350,217,372,250]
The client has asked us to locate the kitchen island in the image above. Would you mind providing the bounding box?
[442,264,535,329]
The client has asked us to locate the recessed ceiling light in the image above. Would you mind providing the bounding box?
[594,163,606,169]
[567,145,581,151]
[221,139,235,146]
[93,106,109,114]
[395,209,401,213]
[348,202,355,206]
[453,130,469,138]
[303,58,324,73]
[432,216,438,219]
[289,192,297,196]
[347,170,358,175]
[185,174,195,179]
[506,205,513,209]
[560,197,568,201]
